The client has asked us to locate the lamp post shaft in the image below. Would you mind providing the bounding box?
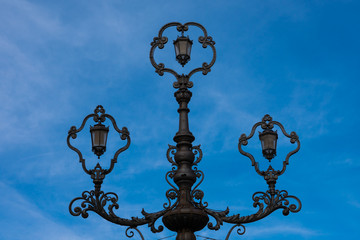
[173,82,195,203]
[162,76,209,240]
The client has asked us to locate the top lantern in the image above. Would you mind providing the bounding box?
[173,35,193,67]
[259,129,278,161]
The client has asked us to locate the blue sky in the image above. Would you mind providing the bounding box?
[1,0,359,239]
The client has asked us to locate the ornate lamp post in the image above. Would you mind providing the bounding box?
[68,22,301,240]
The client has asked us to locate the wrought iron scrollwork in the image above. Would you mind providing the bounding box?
[191,169,208,209]
[68,106,177,239]
[225,224,246,240]
[192,144,203,165]
[238,114,300,187]
[166,144,177,166]
[164,145,180,209]
[196,115,302,238]
[222,189,301,225]
[164,169,179,209]
[150,22,216,85]
[189,145,208,209]
[205,208,230,231]
[67,105,130,179]
[69,189,172,237]
[201,187,301,239]
[125,227,144,240]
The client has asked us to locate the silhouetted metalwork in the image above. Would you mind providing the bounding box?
[68,22,301,240]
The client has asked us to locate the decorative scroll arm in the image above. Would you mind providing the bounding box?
[204,207,230,230]
[222,190,301,225]
[69,190,173,233]
[202,189,301,239]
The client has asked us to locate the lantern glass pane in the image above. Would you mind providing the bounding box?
[259,130,278,160]
[186,41,192,56]
[90,124,109,158]
[174,42,180,56]
[100,129,107,146]
[179,40,188,55]
[91,130,96,147]
[261,134,276,150]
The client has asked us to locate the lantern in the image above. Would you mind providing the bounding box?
[173,35,193,67]
[259,129,278,161]
[90,123,109,158]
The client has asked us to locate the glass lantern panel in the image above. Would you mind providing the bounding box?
[91,126,109,147]
[174,42,180,56]
[260,132,277,151]
[178,40,189,55]
[186,40,192,56]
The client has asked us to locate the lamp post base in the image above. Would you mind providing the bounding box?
[162,207,209,240]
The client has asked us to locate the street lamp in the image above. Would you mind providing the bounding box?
[68,22,301,240]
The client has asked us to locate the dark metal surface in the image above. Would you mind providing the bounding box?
[67,22,301,240]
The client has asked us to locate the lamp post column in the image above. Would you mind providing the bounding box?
[173,75,196,205]
[162,75,209,240]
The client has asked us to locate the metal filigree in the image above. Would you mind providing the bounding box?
[205,208,230,231]
[164,168,180,210]
[225,224,246,240]
[223,189,301,224]
[125,227,144,240]
[69,189,172,236]
[194,114,302,238]
[166,144,177,166]
[191,167,208,209]
[192,144,203,165]
[201,187,301,239]
[238,114,300,186]
[150,22,216,87]
[68,106,177,239]
[67,105,130,179]
[189,144,207,208]
[164,145,180,209]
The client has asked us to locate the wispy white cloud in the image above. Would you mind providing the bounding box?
[196,221,320,240]
[0,181,91,240]
[281,79,338,139]
[348,199,360,209]
[0,0,148,150]
[246,223,321,237]
[329,158,359,166]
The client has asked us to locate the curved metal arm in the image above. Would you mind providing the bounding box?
[238,114,300,178]
[203,188,301,239]
[69,190,174,234]
[150,22,216,83]
[67,105,130,177]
